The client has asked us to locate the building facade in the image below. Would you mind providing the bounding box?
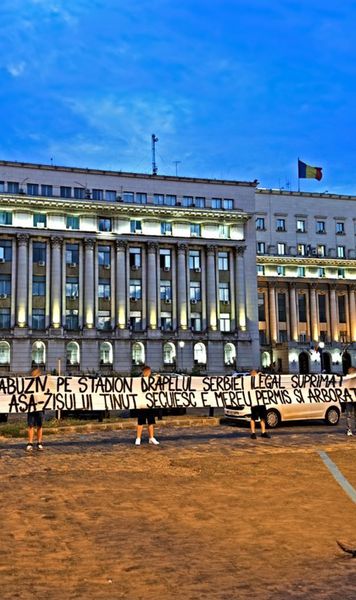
[0,160,260,375]
[255,189,356,375]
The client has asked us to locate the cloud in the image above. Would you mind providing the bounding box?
[6,62,26,77]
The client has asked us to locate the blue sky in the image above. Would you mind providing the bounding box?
[1,0,356,194]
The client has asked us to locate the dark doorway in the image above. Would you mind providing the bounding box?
[299,352,309,374]
[342,351,351,375]
[322,352,331,373]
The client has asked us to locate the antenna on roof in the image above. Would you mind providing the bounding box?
[151,134,158,175]
[173,160,181,176]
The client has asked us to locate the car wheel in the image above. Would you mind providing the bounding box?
[325,407,340,426]
[266,409,281,428]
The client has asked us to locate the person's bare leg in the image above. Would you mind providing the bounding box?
[250,419,256,434]
[37,426,43,443]
[136,424,143,440]
[148,424,154,439]
[28,426,34,444]
[260,419,266,434]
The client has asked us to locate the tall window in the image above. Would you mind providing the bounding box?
[195,197,205,208]
[130,248,141,269]
[105,190,116,202]
[218,251,229,271]
[257,242,265,255]
[297,266,305,277]
[0,340,10,364]
[219,283,230,302]
[130,220,142,233]
[191,313,202,332]
[317,245,326,257]
[66,243,79,266]
[336,222,345,234]
[27,183,39,195]
[60,186,72,198]
[296,219,306,232]
[277,243,286,255]
[100,342,113,365]
[160,249,171,270]
[160,281,172,301]
[98,245,111,267]
[224,343,236,366]
[97,311,111,330]
[67,341,80,365]
[223,199,233,210]
[219,224,230,238]
[318,295,327,323]
[220,313,231,332]
[316,220,326,233]
[130,280,142,300]
[194,342,206,364]
[32,309,45,330]
[92,189,103,201]
[98,280,111,300]
[33,213,46,228]
[98,217,112,232]
[183,196,194,207]
[161,221,172,235]
[153,194,164,205]
[256,217,265,230]
[0,240,12,262]
[277,293,286,322]
[0,211,12,225]
[189,250,200,270]
[32,341,45,365]
[163,342,176,365]
[338,296,346,323]
[0,308,10,329]
[258,293,265,321]
[123,192,134,203]
[298,294,307,322]
[65,310,79,330]
[212,198,222,209]
[132,342,145,365]
[297,244,305,256]
[337,246,346,258]
[0,275,11,297]
[66,215,79,230]
[33,276,46,296]
[276,218,286,231]
[190,281,201,302]
[33,242,46,264]
[190,223,201,237]
[161,313,172,331]
[66,278,79,299]
[135,193,147,204]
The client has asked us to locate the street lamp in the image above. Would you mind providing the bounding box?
[178,341,185,373]
[318,341,325,372]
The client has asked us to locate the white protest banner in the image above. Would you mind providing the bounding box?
[0,373,355,414]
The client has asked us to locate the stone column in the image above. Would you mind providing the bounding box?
[207,245,217,330]
[268,284,277,344]
[289,284,298,342]
[310,284,318,342]
[147,242,158,329]
[51,236,62,327]
[84,238,95,328]
[330,285,338,342]
[177,244,188,330]
[235,245,246,331]
[116,241,127,329]
[349,286,356,342]
[16,234,29,327]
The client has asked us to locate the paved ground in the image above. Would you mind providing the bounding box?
[1,419,356,599]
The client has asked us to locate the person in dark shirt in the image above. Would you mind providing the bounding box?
[26,367,44,452]
[249,369,271,440]
[135,365,160,446]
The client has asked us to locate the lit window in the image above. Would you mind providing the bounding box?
[257,242,265,255]
[277,243,286,255]
[296,219,306,232]
[218,252,229,271]
[277,265,285,276]
[220,313,231,332]
[337,246,346,258]
[257,265,265,275]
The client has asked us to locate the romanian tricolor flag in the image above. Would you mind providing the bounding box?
[298,159,323,181]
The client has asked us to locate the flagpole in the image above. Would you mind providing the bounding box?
[297,157,300,192]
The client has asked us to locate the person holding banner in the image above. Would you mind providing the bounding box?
[26,367,44,452]
[135,365,160,446]
[344,367,356,436]
[249,369,271,440]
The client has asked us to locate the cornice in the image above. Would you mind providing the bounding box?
[256,255,356,268]
[0,194,250,223]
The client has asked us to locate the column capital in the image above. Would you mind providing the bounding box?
[207,244,217,255]
[236,245,246,256]
[349,285,356,292]
[116,240,127,251]
[330,284,338,292]
[177,243,188,254]
[310,283,318,291]
[147,242,159,253]
[84,238,95,249]
[51,236,63,248]
[17,234,29,246]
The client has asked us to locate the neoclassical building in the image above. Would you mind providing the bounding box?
[255,188,356,375]
[0,160,260,375]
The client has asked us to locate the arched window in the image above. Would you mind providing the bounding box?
[132,342,145,366]
[32,341,46,365]
[163,342,176,365]
[0,341,10,365]
[100,341,113,365]
[224,343,236,366]
[67,341,80,366]
[261,352,271,369]
[194,342,206,365]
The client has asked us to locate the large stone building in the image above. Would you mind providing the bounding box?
[255,188,356,375]
[0,160,260,375]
